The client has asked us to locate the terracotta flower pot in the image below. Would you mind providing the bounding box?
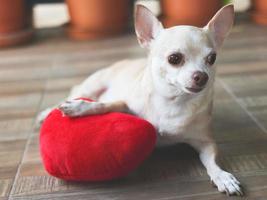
[0,0,33,48]
[66,0,131,40]
[251,0,267,25]
[160,0,222,27]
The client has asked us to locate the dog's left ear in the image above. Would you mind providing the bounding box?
[135,4,163,49]
[204,4,234,49]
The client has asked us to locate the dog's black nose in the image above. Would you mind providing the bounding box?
[192,71,209,87]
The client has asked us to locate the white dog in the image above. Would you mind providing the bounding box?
[38,4,243,195]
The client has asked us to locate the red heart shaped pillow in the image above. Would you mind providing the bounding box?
[40,99,156,181]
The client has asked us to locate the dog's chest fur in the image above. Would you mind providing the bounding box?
[143,92,212,146]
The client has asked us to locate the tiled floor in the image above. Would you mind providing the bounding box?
[0,21,267,199]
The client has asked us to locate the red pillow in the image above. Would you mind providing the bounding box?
[40,99,156,181]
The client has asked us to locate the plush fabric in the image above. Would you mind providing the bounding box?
[40,98,156,181]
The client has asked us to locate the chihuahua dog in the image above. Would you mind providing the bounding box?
[38,4,242,195]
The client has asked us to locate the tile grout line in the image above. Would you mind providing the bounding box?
[7,67,52,200]
[7,94,45,200]
[7,90,46,200]
[219,78,267,134]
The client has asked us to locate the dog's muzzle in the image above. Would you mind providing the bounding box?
[185,71,209,93]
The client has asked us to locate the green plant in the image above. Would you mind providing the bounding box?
[224,0,232,5]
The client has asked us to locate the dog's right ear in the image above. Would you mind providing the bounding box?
[135,4,163,49]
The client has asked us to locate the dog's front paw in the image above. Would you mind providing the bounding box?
[59,100,104,117]
[58,100,85,117]
[211,171,243,196]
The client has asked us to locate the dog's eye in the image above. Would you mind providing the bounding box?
[168,53,184,66]
[206,53,217,66]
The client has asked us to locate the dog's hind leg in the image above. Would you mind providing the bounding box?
[36,68,111,126]
[67,68,111,101]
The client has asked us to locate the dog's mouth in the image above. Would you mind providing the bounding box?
[185,87,204,93]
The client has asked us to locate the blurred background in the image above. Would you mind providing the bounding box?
[1,0,267,200]
[0,0,264,47]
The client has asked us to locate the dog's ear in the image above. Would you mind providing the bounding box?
[135,4,163,49]
[205,4,234,49]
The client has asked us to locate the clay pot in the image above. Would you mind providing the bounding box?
[160,0,222,27]
[66,0,131,40]
[0,0,33,48]
[251,0,267,25]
